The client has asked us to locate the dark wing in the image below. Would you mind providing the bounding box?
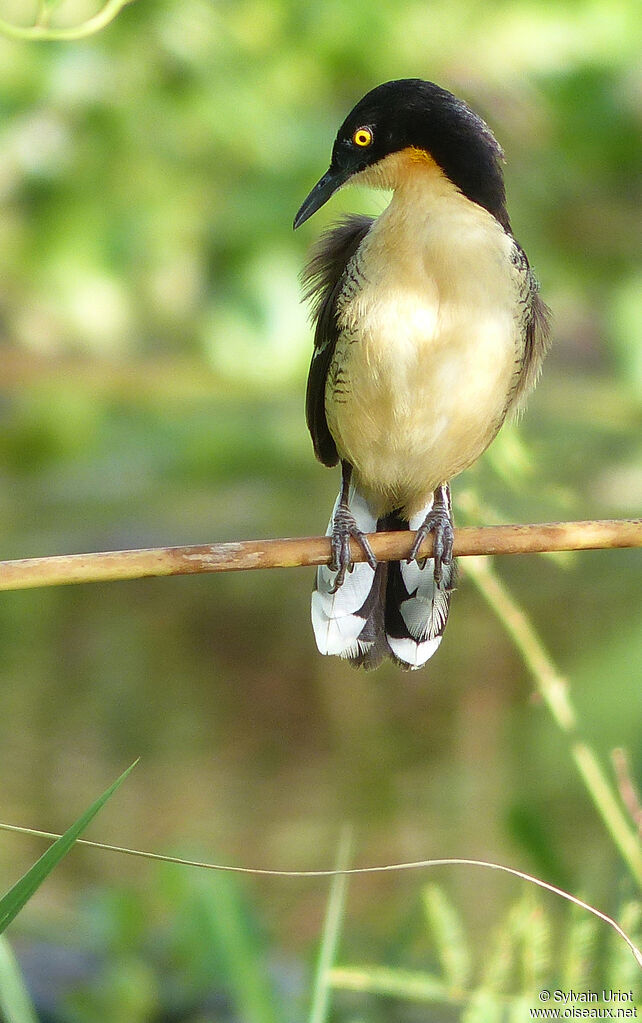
[301,214,374,466]
[508,242,553,416]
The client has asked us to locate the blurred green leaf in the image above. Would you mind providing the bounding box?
[309,826,352,1023]
[156,863,283,1023]
[422,883,471,990]
[562,902,600,989]
[463,990,504,1023]
[518,895,551,992]
[329,964,450,1002]
[0,936,38,1023]
[0,761,137,935]
[607,900,642,990]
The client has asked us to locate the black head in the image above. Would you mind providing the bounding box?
[294,79,509,231]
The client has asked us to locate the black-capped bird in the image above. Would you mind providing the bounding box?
[294,79,551,670]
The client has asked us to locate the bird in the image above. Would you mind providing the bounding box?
[293,79,551,670]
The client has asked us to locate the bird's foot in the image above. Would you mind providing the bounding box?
[407,503,454,586]
[330,503,377,592]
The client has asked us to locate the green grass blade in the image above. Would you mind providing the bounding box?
[308,826,353,1023]
[157,856,283,1023]
[480,899,521,994]
[193,870,281,1023]
[607,900,642,990]
[422,883,472,989]
[562,901,599,989]
[0,760,138,934]
[0,936,38,1023]
[463,990,504,1023]
[519,894,551,992]
[329,965,451,1002]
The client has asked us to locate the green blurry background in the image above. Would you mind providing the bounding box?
[0,0,640,1018]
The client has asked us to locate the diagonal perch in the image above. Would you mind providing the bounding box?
[0,518,639,592]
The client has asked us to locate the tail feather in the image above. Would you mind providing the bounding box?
[385,558,454,669]
[338,562,389,669]
[385,500,455,670]
[311,488,455,670]
[311,488,386,666]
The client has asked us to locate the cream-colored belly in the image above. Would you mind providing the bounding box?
[326,197,521,518]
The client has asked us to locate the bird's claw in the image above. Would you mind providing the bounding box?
[408,506,454,586]
[329,504,377,593]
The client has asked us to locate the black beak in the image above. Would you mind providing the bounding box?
[293,165,351,230]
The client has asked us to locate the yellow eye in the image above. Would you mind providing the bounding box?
[352,126,373,148]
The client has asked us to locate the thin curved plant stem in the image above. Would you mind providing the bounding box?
[463,554,642,889]
[0,820,639,967]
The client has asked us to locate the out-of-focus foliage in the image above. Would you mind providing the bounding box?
[0,0,640,387]
[12,863,290,1022]
[331,888,642,1018]
[0,0,640,1018]
[8,872,642,1019]
[0,762,135,937]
